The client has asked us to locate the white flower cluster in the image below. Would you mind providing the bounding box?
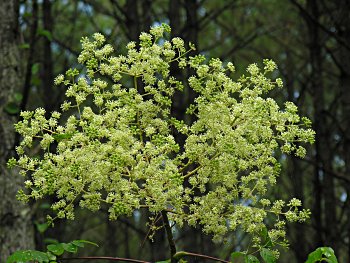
[8,24,315,253]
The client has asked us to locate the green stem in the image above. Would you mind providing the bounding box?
[134,76,138,90]
[161,210,177,263]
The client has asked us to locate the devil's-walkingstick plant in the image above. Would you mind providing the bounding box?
[8,24,315,261]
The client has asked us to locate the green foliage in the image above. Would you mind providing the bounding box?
[6,240,98,263]
[3,92,23,115]
[305,247,338,263]
[231,249,276,263]
[229,247,339,263]
[4,102,20,115]
[34,221,49,233]
[31,63,40,75]
[8,24,315,255]
[260,248,276,263]
[37,29,53,41]
[231,251,247,262]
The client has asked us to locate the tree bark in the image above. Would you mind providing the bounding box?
[305,0,336,250]
[42,0,55,114]
[337,1,350,261]
[124,0,140,41]
[0,0,35,261]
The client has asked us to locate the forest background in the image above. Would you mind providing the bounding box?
[0,0,349,262]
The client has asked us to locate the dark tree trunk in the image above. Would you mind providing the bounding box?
[183,0,198,124]
[169,0,186,150]
[305,0,336,249]
[0,0,35,261]
[42,0,55,113]
[141,0,152,31]
[124,0,140,41]
[284,49,309,261]
[337,1,350,261]
[169,0,181,37]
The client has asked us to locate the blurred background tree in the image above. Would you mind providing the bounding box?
[0,0,35,261]
[0,0,349,262]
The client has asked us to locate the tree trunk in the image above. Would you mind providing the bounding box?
[305,0,336,250]
[338,1,350,261]
[42,0,55,114]
[0,0,35,261]
[124,0,140,41]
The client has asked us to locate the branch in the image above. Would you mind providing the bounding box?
[118,217,147,237]
[289,0,350,51]
[197,0,236,31]
[302,157,350,184]
[52,37,79,56]
[59,256,150,263]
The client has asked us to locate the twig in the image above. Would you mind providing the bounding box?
[59,256,150,263]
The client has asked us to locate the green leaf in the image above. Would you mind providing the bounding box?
[14,92,23,103]
[72,240,85,248]
[231,251,246,262]
[19,43,30,49]
[156,260,170,263]
[305,249,322,263]
[47,243,64,256]
[31,75,41,86]
[71,239,99,247]
[4,102,20,115]
[32,63,40,75]
[245,255,260,263]
[6,250,24,263]
[305,247,338,263]
[22,12,32,18]
[39,202,51,209]
[260,226,273,248]
[35,222,49,233]
[30,251,50,263]
[260,248,276,263]
[62,242,78,253]
[6,250,50,263]
[37,29,52,41]
[43,238,59,244]
[46,251,57,261]
[320,247,338,262]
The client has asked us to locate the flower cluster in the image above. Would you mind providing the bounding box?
[8,24,315,254]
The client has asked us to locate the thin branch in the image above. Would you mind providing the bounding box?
[302,157,350,184]
[289,0,350,51]
[324,45,345,74]
[197,0,236,31]
[109,0,128,18]
[59,256,150,263]
[118,217,147,237]
[52,37,79,56]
